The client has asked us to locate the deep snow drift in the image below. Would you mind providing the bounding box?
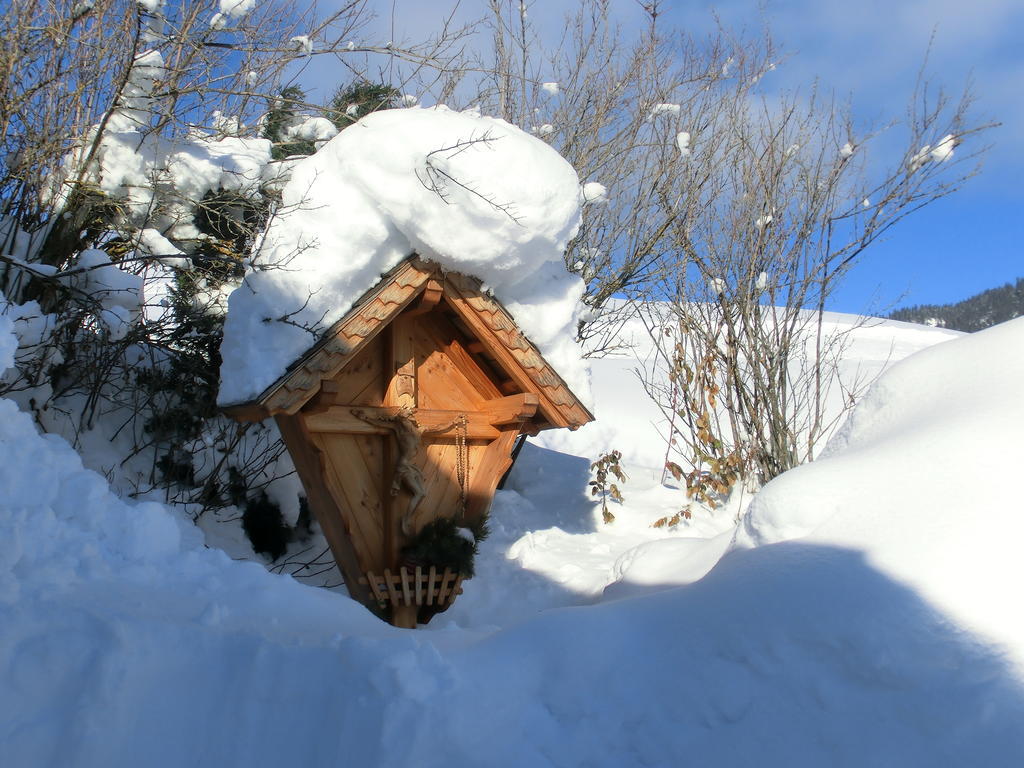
[3,312,1024,766]
[736,314,1024,665]
[218,106,589,406]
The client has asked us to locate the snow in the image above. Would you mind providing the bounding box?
[0,307,14,371]
[909,135,956,171]
[137,228,189,268]
[0,214,46,264]
[107,49,165,133]
[675,130,691,156]
[219,0,256,18]
[71,0,95,17]
[931,133,956,162]
[287,116,338,143]
[51,94,271,245]
[647,103,681,120]
[65,249,143,313]
[99,305,133,341]
[290,35,313,55]
[219,106,589,406]
[166,135,270,205]
[581,181,607,204]
[735,315,1024,660]
[839,141,855,158]
[7,304,1024,763]
[908,144,932,172]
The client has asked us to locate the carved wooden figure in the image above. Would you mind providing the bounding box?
[223,257,593,627]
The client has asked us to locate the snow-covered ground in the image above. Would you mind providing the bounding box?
[6,307,1024,766]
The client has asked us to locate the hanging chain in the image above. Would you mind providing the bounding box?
[455,413,468,519]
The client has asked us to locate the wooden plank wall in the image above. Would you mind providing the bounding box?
[295,303,525,590]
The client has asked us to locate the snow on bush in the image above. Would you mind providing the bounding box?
[675,131,691,156]
[219,106,590,405]
[210,0,257,27]
[47,30,272,247]
[64,249,144,313]
[581,181,608,205]
[930,133,957,163]
[646,103,681,120]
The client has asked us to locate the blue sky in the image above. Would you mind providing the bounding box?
[323,0,1022,313]
[673,0,1024,313]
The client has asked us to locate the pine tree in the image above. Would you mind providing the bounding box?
[325,82,400,131]
[262,86,317,160]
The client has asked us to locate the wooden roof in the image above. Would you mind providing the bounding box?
[223,256,594,431]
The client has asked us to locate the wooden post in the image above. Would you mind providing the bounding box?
[383,319,417,572]
[274,413,371,607]
[465,428,521,523]
[386,316,418,627]
[387,316,417,410]
[382,437,396,568]
[391,603,418,628]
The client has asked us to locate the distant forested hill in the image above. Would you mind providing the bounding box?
[889,277,1024,332]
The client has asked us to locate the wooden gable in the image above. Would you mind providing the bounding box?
[223,256,593,627]
[224,256,593,431]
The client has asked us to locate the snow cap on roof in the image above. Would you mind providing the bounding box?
[218,105,590,406]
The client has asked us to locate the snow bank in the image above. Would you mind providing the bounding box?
[734,316,1024,664]
[218,106,589,405]
[0,393,381,629]
[5,313,1024,765]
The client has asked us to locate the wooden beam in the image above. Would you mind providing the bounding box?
[274,414,371,607]
[465,429,520,522]
[303,407,502,441]
[382,434,397,571]
[443,277,596,429]
[221,402,270,423]
[482,393,539,426]
[419,318,502,400]
[404,278,443,317]
[441,281,567,426]
[385,316,416,410]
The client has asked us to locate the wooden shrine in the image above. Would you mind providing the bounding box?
[224,256,593,627]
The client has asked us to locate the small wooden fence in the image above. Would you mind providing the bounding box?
[360,567,464,609]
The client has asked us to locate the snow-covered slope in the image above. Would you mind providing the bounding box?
[736,314,1024,664]
[5,315,1024,766]
[536,308,962,470]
